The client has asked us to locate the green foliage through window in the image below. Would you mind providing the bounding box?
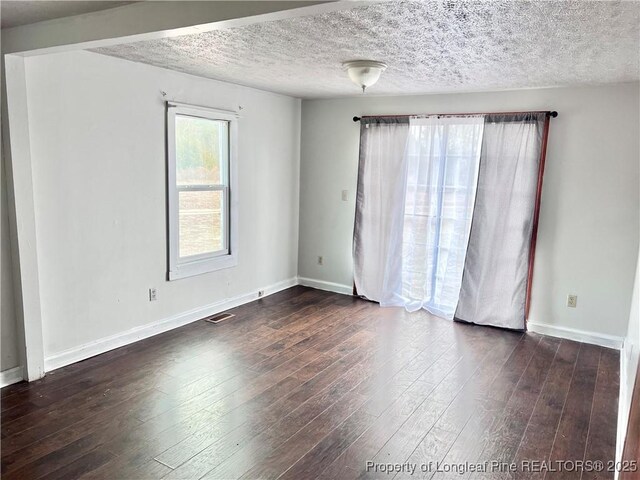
[175,115,226,185]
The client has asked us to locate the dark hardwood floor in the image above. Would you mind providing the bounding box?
[1,287,620,479]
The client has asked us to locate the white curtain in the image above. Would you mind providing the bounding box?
[455,113,546,330]
[382,116,484,318]
[353,113,548,330]
[353,118,410,302]
[354,116,484,319]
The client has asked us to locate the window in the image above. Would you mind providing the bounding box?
[167,103,238,280]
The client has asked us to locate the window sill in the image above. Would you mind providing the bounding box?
[168,253,237,281]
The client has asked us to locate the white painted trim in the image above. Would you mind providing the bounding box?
[297,276,353,296]
[528,322,624,349]
[44,277,298,372]
[167,104,239,281]
[0,366,24,387]
[4,55,46,381]
[617,344,629,477]
[616,336,639,478]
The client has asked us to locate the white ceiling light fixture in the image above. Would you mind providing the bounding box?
[342,60,387,93]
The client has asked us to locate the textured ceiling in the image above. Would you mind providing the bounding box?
[92,0,640,99]
[1,1,136,29]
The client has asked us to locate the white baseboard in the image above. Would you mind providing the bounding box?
[297,276,353,295]
[528,322,624,349]
[617,344,628,474]
[0,366,24,387]
[44,277,298,372]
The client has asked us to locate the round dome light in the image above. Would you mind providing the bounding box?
[342,60,387,93]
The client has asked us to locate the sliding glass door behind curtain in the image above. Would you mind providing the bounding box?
[353,113,549,331]
[399,117,484,317]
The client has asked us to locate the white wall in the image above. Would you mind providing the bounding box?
[1,152,19,372]
[299,83,640,338]
[1,54,20,375]
[618,250,640,463]
[24,50,300,359]
[10,51,640,368]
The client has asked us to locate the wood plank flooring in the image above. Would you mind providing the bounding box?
[1,287,621,479]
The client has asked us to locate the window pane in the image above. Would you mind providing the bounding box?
[175,115,228,186]
[179,190,225,258]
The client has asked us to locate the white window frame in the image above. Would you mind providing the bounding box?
[166,102,238,280]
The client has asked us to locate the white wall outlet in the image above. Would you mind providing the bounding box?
[341,190,349,202]
[317,255,324,265]
[149,288,157,302]
[258,290,264,298]
[567,294,577,308]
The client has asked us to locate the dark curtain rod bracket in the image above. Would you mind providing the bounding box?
[353,111,558,122]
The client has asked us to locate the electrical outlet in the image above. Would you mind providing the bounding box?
[341,190,349,202]
[317,256,324,266]
[149,288,157,302]
[258,290,264,298]
[567,294,577,308]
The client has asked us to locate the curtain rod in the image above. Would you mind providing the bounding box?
[352,111,558,122]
